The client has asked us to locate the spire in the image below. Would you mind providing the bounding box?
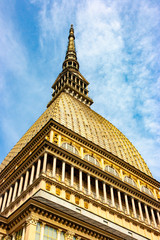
[62,24,79,71]
[47,25,93,108]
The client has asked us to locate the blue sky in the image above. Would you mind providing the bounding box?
[0,0,160,181]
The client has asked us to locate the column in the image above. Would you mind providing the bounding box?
[24,216,39,240]
[87,174,91,195]
[23,171,29,191]
[144,204,151,225]
[12,181,18,201]
[50,129,54,143]
[138,201,144,221]
[71,165,74,187]
[101,158,104,170]
[40,223,46,240]
[80,147,83,159]
[95,178,99,199]
[157,211,160,225]
[6,186,13,207]
[52,157,57,178]
[12,233,16,240]
[0,196,2,210]
[58,135,61,147]
[117,190,123,211]
[36,159,41,179]
[110,186,115,207]
[18,176,24,197]
[0,234,4,240]
[62,161,65,182]
[79,169,82,191]
[1,191,8,212]
[29,164,35,185]
[103,182,107,203]
[131,197,137,218]
[124,194,130,215]
[57,229,62,240]
[42,153,48,173]
[151,208,157,227]
[22,224,26,240]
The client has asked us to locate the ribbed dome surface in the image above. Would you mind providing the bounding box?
[0,92,152,177]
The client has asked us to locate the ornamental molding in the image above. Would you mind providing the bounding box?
[4,236,11,240]
[0,119,159,189]
[3,201,160,239]
[44,142,160,209]
[26,215,39,226]
[65,230,75,240]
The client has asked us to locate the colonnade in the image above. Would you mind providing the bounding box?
[0,152,160,230]
[0,153,45,212]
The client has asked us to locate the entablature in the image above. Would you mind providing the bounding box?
[0,119,160,207]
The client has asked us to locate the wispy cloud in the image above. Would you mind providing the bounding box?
[0,1,49,159]
[31,0,160,180]
[1,0,160,181]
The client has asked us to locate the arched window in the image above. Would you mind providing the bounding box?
[84,154,100,166]
[141,186,154,197]
[61,142,79,155]
[105,165,119,177]
[124,176,137,187]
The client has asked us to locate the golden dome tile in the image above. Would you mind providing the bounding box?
[0,92,152,178]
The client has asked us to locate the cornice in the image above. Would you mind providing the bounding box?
[50,119,160,188]
[47,84,93,108]
[1,138,159,212]
[0,119,160,209]
[0,121,52,180]
[44,141,160,209]
[1,119,159,189]
[4,198,114,240]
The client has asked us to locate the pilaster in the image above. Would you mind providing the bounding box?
[24,215,39,240]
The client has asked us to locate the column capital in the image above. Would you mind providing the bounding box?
[11,232,16,240]
[26,215,39,226]
[65,230,75,240]
[0,234,4,240]
[5,236,11,240]
[41,222,46,227]
[12,232,16,237]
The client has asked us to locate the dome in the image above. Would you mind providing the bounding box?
[0,92,152,177]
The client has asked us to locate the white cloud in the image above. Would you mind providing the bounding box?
[1,0,160,181]
[29,0,160,181]
[0,14,28,79]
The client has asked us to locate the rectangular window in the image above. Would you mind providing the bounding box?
[56,187,61,195]
[35,223,41,240]
[66,191,71,200]
[84,201,88,209]
[61,232,65,240]
[44,225,57,240]
[75,196,80,205]
[15,228,22,240]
